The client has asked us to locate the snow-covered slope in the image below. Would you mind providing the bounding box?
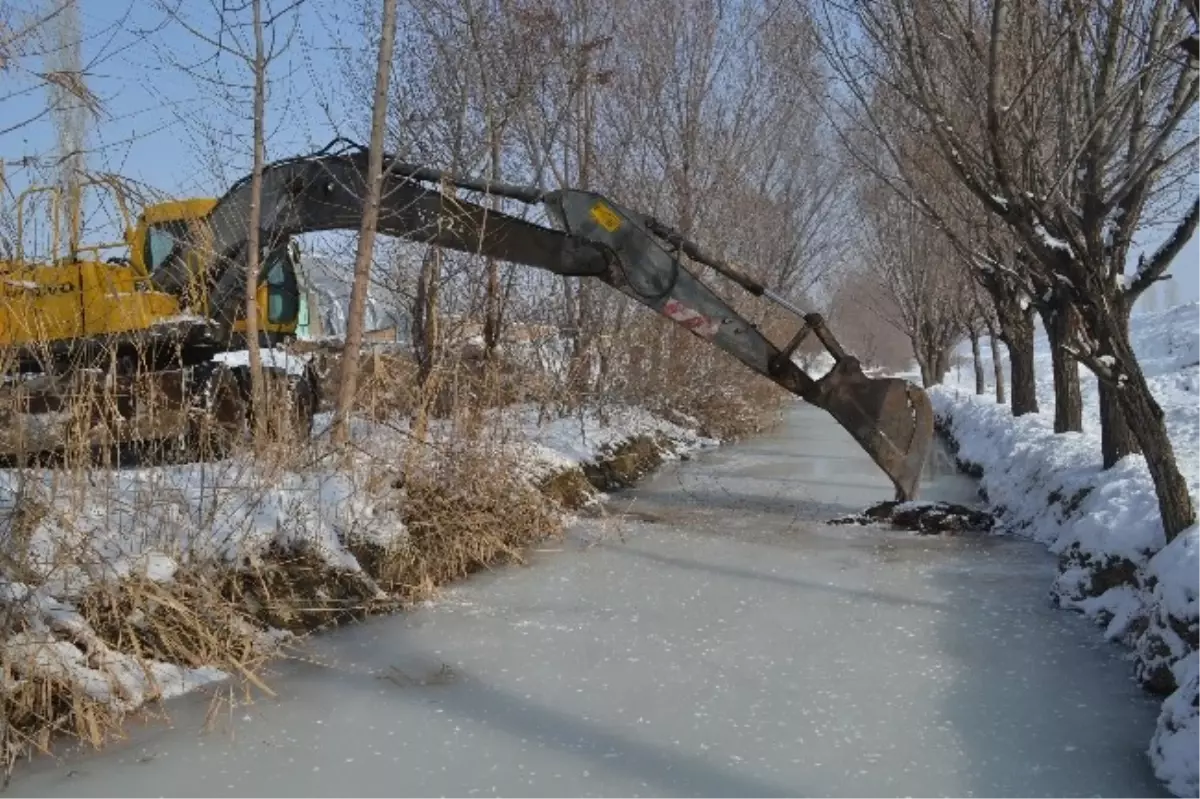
[930,302,1199,797]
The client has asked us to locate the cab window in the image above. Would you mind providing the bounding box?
[144,220,192,272]
[263,246,299,324]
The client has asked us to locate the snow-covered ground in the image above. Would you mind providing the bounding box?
[0,400,716,742]
[931,302,1199,797]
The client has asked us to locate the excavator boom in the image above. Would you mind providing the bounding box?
[153,141,933,500]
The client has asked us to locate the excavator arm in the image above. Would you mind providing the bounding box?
[151,141,933,500]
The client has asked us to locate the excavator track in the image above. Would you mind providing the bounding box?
[0,348,314,468]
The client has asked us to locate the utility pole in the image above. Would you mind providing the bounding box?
[45,0,85,261]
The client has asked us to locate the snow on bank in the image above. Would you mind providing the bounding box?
[0,401,713,720]
[506,405,717,483]
[312,402,717,488]
[930,302,1199,797]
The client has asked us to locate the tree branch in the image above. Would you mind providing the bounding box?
[1127,197,1199,299]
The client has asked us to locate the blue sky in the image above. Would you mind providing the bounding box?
[2,0,1196,307]
[2,1,361,196]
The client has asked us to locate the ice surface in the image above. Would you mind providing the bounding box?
[934,301,1199,796]
[7,403,1165,797]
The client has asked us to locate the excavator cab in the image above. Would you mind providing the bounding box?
[256,239,303,343]
[0,177,302,352]
[132,199,304,344]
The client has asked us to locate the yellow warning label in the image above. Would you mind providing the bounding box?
[589,201,623,233]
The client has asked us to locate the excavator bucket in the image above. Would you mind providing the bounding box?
[806,357,935,501]
[535,187,937,500]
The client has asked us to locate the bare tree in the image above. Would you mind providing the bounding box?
[858,177,971,387]
[577,0,854,400]
[242,0,269,436]
[986,314,1006,404]
[0,1,108,138]
[330,0,399,447]
[809,74,1044,415]
[972,223,1041,415]
[339,0,511,389]
[961,272,1007,400]
[818,0,1198,537]
[827,264,924,371]
[330,0,856,429]
[42,0,84,258]
[964,284,989,396]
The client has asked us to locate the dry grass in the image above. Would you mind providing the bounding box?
[536,433,681,510]
[355,450,565,603]
[538,468,599,510]
[77,568,272,671]
[217,544,393,634]
[306,342,538,421]
[0,170,824,787]
[586,318,792,441]
[582,434,670,492]
[0,557,289,780]
[0,674,120,782]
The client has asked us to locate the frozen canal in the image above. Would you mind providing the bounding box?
[10,401,1165,797]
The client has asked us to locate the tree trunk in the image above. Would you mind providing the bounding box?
[1116,360,1196,539]
[912,331,951,388]
[482,128,503,359]
[483,259,501,354]
[564,279,592,406]
[330,0,399,447]
[988,322,1006,404]
[1097,303,1140,468]
[243,0,268,442]
[1003,312,1038,416]
[1099,379,1140,466]
[983,273,1038,416]
[969,328,985,394]
[915,352,932,388]
[934,345,953,385]
[1008,328,1036,417]
[412,247,441,387]
[1042,303,1083,433]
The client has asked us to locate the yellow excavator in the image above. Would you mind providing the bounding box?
[0,139,935,500]
[0,175,316,463]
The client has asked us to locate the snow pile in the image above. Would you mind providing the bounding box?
[0,457,407,600]
[0,580,229,712]
[929,301,1199,797]
[214,347,314,377]
[312,402,717,488]
[505,404,716,483]
[0,451,408,713]
[1151,649,1199,798]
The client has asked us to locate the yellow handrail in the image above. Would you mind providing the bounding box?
[13,176,136,266]
[15,185,61,265]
